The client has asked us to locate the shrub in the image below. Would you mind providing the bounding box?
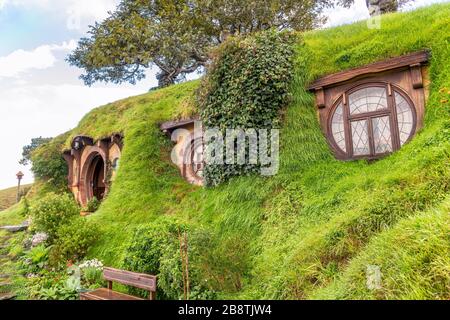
[198,30,297,186]
[49,218,99,266]
[123,220,215,300]
[30,134,69,190]
[122,221,179,299]
[81,267,103,289]
[30,193,79,242]
[85,197,101,213]
[27,270,79,300]
[79,259,105,288]
[27,245,50,267]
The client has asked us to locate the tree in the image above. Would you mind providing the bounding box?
[20,137,52,166]
[68,0,415,88]
[68,0,335,88]
[365,0,412,16]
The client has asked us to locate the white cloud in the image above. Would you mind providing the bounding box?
[66,0,119,21]
[323,0,450,28]
[324,0,370,27]
[0,82,149,189]
[0,0,119,23]
[0,40,76,78]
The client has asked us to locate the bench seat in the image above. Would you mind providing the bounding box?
[80,288,144,301]
[79,267,157,301]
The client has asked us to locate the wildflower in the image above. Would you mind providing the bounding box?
[79,259,104,270]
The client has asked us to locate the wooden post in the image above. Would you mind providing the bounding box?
[16,171,24,203]
[184,232,190,300]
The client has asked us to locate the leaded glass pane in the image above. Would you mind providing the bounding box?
[349,87,388,115]
[372,116,393,154]
[331,103,346,153]
[351,120,370,156]
[395,92,414,145]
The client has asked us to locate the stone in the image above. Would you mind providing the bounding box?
[0,293,15,301]
[0,221,29,233]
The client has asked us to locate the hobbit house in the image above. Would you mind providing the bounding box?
[63,134,123,206]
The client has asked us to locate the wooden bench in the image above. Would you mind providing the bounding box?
[80,267,157,300]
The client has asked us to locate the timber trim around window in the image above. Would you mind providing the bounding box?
[308,50,429,160]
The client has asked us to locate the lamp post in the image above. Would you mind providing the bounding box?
[16,171,24,203]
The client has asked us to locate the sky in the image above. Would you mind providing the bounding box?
[0,0,447,190]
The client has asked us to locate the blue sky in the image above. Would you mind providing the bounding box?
[0,0,447,189]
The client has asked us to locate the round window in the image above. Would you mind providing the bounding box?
[330,83,416,159]
[184,137,204,185]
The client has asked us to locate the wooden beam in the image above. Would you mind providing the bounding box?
[410,63,424,89]
[308,50,430,91]
[315,88,325,108]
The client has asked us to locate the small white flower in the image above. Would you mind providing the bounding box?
[79,258,104,270]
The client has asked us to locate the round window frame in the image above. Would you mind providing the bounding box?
[327,81,417,160]
[182,134,205,186]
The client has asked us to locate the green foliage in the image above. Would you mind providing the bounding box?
[122,219,184,299]
[198,30,297,186]
[20,245,50,273]
[0,184,32,211]
[30,134,69,190]
[50,218,99,265]
[19,197,31,217]
[123,219,215,299]
[313,199,450,300]
[30,193,79,242]
[27,271,79,300]
[20,137,52,166]
[82,267,104,289]
[85,197,101,213]
[68,0,326,88]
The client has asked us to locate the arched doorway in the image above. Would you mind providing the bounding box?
[80,151,107,205]
[89,154,106,201]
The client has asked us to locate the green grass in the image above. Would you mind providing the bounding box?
[0,204,26,226]
[3,3,449,300]
[0,184,32,212]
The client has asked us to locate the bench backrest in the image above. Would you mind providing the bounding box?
[103,267,157,299]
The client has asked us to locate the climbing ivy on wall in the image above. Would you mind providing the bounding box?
[198,30,298,186]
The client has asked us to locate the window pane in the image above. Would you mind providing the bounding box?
[349,87,388,115]
[351,120,370,156]
[372,116,393,154]
[331,103,346,153]
[395,92,414,145]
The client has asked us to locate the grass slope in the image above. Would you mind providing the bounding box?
[0,184,32,212]
[4,4,449,299]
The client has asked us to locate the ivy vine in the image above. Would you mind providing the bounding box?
[198,30,298,186]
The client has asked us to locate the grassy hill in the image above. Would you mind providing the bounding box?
[0,184,32,212]
[3,4,449,299]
